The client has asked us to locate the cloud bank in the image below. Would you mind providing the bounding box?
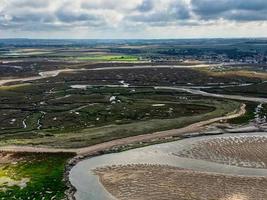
[0,0,267,38]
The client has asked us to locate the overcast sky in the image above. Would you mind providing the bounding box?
[0,0,267,39]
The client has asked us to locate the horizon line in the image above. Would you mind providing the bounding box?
[1,37,267,40]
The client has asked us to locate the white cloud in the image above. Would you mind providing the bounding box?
[0,0,267,38]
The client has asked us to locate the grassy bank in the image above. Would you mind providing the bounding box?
[0,152,74,200]
[0,84,241,148]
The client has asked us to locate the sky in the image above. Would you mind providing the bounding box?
[0,0,267,39]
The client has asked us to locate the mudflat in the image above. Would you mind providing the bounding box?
[177,136,267,169]
[94,164,267,200]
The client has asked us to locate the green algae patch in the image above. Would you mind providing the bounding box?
[0,152,74,200]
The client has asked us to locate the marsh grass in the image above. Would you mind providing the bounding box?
[0,152,74,200]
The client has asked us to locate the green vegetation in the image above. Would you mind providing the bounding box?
[0,84,31,91]
[228,102,267,124]
[76,55,139,61]
[0,49,52,58]
[228,102,256,124]
[204,82,267,98]
[1,40,267,200]
[0,83,241,148]
[0,152,74,200]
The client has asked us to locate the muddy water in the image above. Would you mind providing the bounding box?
[69,132,267,200]
[155,86,267,103]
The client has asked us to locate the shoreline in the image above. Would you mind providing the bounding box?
[62,103,246,200]
[0,103,250,200]
[0,104,246,155]
[0,103,247,199]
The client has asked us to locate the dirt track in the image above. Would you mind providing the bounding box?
[0,104,246,156]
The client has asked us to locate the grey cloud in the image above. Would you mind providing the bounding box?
[191,0,267,21]
[227,10,267,21]
[234,0,267,11]
[11,13,54,23]
[169,1,191,20]
[1,0,267,36]
[56,10,97,23]
[10,0,49,9]
[128,12,170,23]
[81,1,123,10]
[136,0,154,12]
[128,1,191,24]
[55,8,107,28]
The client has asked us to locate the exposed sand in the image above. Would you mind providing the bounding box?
[0,152,21,164]
[0,68,83,86]
[94,164,267,200]
[0,177,29,191]
[0,153,30,191]
[177,136,267,169]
